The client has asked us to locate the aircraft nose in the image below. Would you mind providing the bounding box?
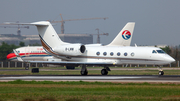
[6,53,16,60]
[170,57,175,63]
[165,55,175,63]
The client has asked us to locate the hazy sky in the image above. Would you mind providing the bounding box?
[0,0,180,46]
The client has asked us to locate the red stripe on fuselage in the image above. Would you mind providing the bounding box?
[6,52,48,60]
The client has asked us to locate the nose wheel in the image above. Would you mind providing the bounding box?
[157,66,164,75]
[158,71,164,75]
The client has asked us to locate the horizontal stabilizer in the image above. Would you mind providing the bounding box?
[4,21,49,26]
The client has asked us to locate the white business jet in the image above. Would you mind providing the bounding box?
[9,21,175,75]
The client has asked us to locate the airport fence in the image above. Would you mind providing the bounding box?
[0,61,44,68]
[0,61,178,68]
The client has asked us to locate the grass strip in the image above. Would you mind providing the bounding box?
[0,80,180,101]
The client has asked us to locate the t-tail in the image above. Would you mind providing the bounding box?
[31,21,69,48]
[107,22,135,46]
[4,21,68,48]
[30,21,70,55]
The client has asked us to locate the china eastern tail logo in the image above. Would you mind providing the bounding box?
[122,30,131,40]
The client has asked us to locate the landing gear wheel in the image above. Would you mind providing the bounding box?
[81,71,88,75]
[158,71,164,75]
[32,68,39,73]
[101,69,108,75]
[66,66,75,69]
[25,66,29,70]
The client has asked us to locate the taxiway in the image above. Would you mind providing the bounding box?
[0,75,180,83]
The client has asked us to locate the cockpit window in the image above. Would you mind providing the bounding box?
[156,50,166,54]
[152,50,157,53]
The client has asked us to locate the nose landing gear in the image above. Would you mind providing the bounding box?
[158,71,164,75]
[157,66,164,75]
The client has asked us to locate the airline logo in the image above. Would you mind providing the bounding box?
[122,30,131,40]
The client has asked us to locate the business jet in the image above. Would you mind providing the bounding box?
[7,21,175,75]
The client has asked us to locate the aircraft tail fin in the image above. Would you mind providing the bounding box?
[107,22,135,46]
[31,21,68,49]
[4,21,68,49]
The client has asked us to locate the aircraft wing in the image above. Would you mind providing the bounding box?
[13,49,115,66]
[25,61,114,66]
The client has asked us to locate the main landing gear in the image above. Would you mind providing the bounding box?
[80,65,111,75]
[25,63,29,70]
[80,65,88,75]
[157,66,164,76]
[101,66,111,75]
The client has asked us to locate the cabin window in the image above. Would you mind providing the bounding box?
[156,50,165,54]
[131,52,135,56]
[96,52,100,56]
[110,52,114,56]
[152,50,157,53]
[103,52,107,56]
[117,52,120,56]
[124,52,128,56]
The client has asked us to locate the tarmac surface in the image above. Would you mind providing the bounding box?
[0,75,180,83]
[0,68,180,83]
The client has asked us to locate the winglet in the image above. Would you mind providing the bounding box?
[13,49,23,62]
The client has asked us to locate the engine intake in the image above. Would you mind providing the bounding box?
[80,45,86,53]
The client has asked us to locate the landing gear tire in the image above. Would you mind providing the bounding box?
[66,66,75,69]
[81,71,88,75]
[25,66,29,70]
[158,71,164,76]
[81,65,88,75]
[101,69,108,75]
[32,68,39,73]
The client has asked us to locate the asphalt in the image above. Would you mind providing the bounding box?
[0,68,180,83]
[0,75,180,83]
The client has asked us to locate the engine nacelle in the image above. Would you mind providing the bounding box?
[53,44,86,56]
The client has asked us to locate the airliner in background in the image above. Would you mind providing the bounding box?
[7,21,175,75]
[7,46,50,61]
[6,46,65,69]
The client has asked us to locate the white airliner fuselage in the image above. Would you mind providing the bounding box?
[7,46,52,61]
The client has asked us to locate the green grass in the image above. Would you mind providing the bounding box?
[0,80,180,101]
[0,67,180,101]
